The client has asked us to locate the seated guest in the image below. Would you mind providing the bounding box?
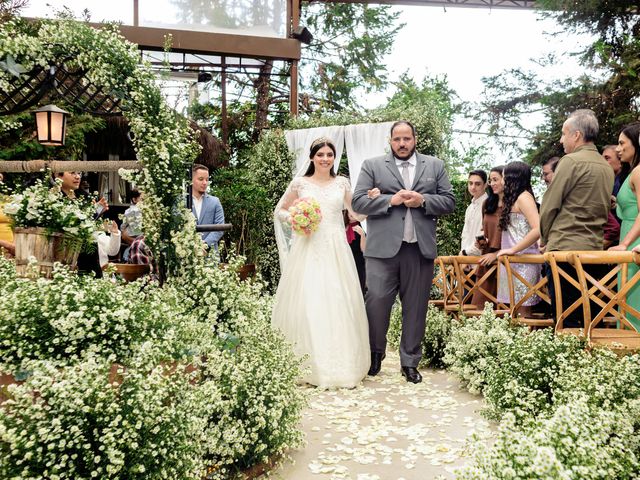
[121,190,143,261]
[96,220,121,268]
[191,164,225,252]
[128,235,152,266]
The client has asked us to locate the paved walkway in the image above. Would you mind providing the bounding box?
[269,351,494,480]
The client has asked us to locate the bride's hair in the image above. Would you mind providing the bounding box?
[304,138,337,177]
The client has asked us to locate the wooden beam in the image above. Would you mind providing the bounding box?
[310,0,537,8]
[95,23,302,61]
[0,160,142,173]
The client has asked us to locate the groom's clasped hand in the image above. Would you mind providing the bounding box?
[367,187,424,208]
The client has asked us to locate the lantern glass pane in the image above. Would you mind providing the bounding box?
[50,112,64,143]
[35,111,49,142]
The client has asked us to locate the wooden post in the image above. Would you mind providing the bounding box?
[289,0,300,117]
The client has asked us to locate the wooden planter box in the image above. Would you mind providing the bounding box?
[14,227,80,279]
[110,263,151,282]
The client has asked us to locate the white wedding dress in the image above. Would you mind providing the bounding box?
[272,176,370,388]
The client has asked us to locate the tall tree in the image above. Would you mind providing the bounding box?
[474,0,640,163]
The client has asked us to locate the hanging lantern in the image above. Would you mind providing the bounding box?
[33,104,70,146]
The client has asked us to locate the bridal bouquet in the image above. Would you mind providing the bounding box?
[289,197,322,236]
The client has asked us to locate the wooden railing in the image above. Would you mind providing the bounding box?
[433,251,640,349]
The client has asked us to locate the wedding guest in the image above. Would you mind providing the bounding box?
[459,169,487,257]
[96,220,121,268]
[53,171,107,277]
[496,161,541,317]
[473,166,505,308]
[121,189,143,261]
[540,109,613,328]
[603,144,628,196]
[541,157,559,186]
[191,164,225,251]
[609,122,640,331]
[128,235,153,266]
[0,173,15,257]
[344,210,367,294]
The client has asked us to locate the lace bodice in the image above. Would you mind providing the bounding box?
[291,176,350,230]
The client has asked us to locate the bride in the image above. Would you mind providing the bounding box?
[272,137,370,388]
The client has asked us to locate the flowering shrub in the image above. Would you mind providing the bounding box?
[0,356,208,480]
[457,398,640,480]
[482,328,585,423]
[4,179,100,249]
[289,196,322,236]
[443,304,527,394]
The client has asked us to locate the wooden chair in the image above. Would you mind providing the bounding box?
[545,251,590,338]
[450,255,509,318]
[500,254,553,329]
[436,256,462,317]
[571,251,640,350]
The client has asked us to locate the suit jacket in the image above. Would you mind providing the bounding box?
[192,194,225,248]
[352,152,455,259]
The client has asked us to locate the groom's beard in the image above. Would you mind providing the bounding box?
[393,146,415,160]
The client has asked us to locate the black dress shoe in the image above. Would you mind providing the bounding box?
[368,352,385,376]
[401,366,422,384]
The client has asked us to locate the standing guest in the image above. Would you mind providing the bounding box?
[344,210,367,294]
[474,166,505,308]
[459,169,488,257]
[353,121,456,384]
[603,144,628,196]
[0,173,15,257]
[541,157,560,186]
[191,164,225,251]
[608,122,640,331]
[540,109,614,328]
[496,161,541,317]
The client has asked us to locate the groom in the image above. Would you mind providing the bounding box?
[352,121,455,383]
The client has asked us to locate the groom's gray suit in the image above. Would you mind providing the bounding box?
[352,152,455,367]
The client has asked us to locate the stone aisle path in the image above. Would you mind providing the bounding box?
[267,351,494,480]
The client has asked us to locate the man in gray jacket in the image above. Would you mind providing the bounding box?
[352,121,455,383]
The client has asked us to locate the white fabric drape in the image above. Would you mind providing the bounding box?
[344,121,394,191]
[284,126,345,175]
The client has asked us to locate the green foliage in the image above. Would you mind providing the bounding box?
[475,1,640,163]
[299,2,403,113]
[436,178,466,256]
[210,166,271,263]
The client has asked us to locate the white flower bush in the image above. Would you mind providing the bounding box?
[443,304,527,394]
[0,255,305,478]
[4,179,101,249]
[457,398,640,480]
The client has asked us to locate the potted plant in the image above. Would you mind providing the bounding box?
[3,179,100,278]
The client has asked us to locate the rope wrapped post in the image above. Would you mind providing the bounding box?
[0,160,142,172]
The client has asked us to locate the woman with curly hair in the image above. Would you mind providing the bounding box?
[496,161,542,316]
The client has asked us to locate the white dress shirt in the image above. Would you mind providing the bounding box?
[460,192,488,256]
[192,195,203,220]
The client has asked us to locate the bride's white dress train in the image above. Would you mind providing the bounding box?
[272,176,370,388]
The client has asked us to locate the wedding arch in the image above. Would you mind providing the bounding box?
[0,18,205,280]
